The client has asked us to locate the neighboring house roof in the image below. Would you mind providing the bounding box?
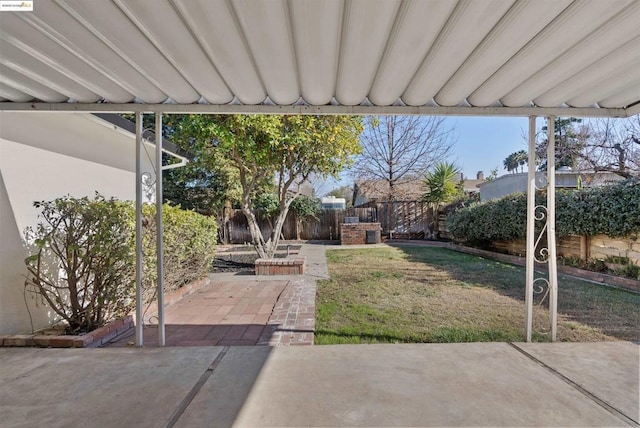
[354,175,484,206]
[461,179,484,193]
[287,184,314,198]
[478,170,625,201]
[354,179,426,206]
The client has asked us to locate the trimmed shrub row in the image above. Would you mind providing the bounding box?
[447,178,640,245]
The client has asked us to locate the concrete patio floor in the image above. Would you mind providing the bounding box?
[0,341,637,427]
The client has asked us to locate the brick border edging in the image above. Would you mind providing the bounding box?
[0,315,134,348]
[448,243,640,293]
[258,278,316,346]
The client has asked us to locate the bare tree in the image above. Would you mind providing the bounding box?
[352,116,455,200]
[577,117,640,178]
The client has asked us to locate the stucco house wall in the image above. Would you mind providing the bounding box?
[0,112,156,334]
[478,171,625,202]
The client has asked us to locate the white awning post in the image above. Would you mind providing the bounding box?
[155,113,166,347]
[546,116,558,342]
[135,112,144,347]
[525,116,536,342]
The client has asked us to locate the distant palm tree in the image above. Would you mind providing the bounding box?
[513,150,528,173]
[504,150,528,173]
[503,153,518,173]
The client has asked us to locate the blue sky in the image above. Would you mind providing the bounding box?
[446,116,530,179]
[319,116,532,195]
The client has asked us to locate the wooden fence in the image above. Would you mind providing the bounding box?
[221,201,440,243]
[222,207,378,243]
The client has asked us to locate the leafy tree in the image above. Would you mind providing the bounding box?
[352,116,455,200]
[577,117,640,178]
[537,117,584,170]
[422,162,464,237]
[163,154,239,216]
[290,195,321,240]
[178,115,363,258]
[485,167,499,181]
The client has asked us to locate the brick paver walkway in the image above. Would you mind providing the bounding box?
[258,278,316,346]
[107,277,317,347]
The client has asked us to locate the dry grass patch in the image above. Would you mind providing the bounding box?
[316,246,639,344]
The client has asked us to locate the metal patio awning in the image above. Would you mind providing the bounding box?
[0,0,639,117]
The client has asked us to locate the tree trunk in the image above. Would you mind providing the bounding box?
[241,200,267,259]
[265,203,292,258]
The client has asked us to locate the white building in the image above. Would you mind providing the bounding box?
[321,196,346,210]
[0,112,185,334]
[478,170,625,202]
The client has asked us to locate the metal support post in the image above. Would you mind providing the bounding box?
[135,112,144,347]
[546,116,558,341]
[156,113,165,346]
[525,116,536,342]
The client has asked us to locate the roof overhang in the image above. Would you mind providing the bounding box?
[89,113,193,160]
[1,0,639,118]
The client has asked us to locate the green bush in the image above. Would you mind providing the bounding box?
[447,178,640,244]
[24,195,135,334]
[140,203,218,302]
[25,195,217,334]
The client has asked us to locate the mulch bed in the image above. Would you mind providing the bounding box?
[212,245,302,273]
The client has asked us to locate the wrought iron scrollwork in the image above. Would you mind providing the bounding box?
[141,172,155,201]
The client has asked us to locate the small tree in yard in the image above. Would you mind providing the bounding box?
[422,162,464,237]
[180,115,363,259]
[24,195,135,334]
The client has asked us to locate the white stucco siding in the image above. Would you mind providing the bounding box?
[0,112,155,334]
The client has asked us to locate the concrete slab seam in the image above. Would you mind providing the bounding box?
[508,343,639,427]
[165,346,230,428]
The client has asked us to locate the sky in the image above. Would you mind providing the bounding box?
[446,116,530,179]
[318,116,532,196]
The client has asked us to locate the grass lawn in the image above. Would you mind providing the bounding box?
[315,245,639,344]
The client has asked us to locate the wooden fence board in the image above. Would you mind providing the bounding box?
[222,202,438,243]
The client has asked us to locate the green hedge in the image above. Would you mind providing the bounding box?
[447,178,640,244]
[140,203,218,302]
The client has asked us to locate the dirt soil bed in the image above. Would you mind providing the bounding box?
[212,245,302,273]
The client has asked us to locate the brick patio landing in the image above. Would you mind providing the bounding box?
[107,275,317,347]
[107,280,288,347]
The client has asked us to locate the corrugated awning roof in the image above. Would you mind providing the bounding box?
[0,0,639,117]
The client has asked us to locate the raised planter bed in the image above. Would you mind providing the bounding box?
[0,315,134,348]
[255,255,305,275]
